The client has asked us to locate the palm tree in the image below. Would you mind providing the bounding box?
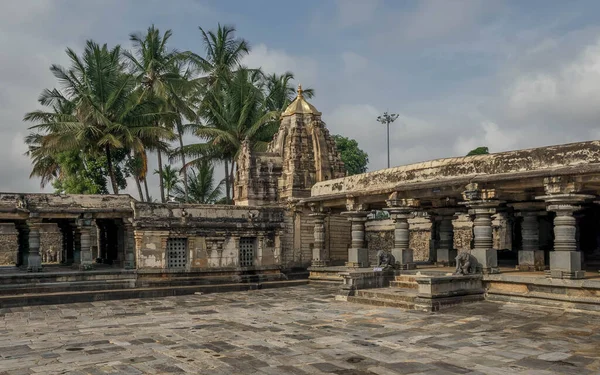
[24,41,168,194]
[154,164,180,200]
[124,25,184,202]
[173,160,223,204]
[183,68,277,203]
[262,71,315,113]
[188,24,250,203]
[192,24,250,89]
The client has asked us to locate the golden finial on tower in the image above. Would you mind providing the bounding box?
[297,84,303,98]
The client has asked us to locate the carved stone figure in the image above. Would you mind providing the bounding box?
[376,249,396,269]
[454,251,473,275]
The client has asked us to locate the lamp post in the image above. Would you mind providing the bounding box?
[377,111,399,169]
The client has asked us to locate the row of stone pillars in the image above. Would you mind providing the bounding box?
[310,185,594,279]
[18,215,136,272]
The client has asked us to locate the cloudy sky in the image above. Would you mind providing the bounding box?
[2,0,600,197]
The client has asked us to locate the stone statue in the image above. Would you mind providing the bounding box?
[16,195,28,210]
[454,251,473,275]
[376,250,396,269]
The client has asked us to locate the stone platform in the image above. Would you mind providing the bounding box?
[484,271,600,312]
[0,266,308,308]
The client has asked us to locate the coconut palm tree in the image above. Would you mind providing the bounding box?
[24,41,169,194]
[173,160,222,204]
[154,164,180,200]
[183,68,277,203]
[188,24,250,203]
[262,71,315,113]
[124,25,186,202]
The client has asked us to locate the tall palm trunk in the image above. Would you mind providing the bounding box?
[105,144,119,194]
[143,177,150,202]
[134,177,144,201]
[229,158,235,203]
[157,150,165,203]
[177,120,189,203]
[128,154,145,201]
[224,160,230,204]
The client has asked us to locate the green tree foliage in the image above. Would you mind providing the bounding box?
[24,40,169,194]
[173,160,223,204]
[466,146,489,156]
[23,23,351,200]
[154,165,180,199]
[332,135,369,176]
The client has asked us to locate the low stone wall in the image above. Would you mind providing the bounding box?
[0,223,18,265]
[132,203,284,271]
[415,274,485,311]
[336,269,396,300]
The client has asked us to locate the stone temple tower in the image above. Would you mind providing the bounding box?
[235,85,345,206]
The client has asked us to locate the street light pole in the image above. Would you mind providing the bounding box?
[376,112,399,169]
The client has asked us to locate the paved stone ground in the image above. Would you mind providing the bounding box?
[0,285,599,375]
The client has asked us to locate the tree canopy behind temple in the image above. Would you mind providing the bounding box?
[466,146,489,156]
[23,24,367,201]
[332,135,369,176]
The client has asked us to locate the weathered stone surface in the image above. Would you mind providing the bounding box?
[310,140,600,198]
[0,223,18,265]
[1,285,599,375]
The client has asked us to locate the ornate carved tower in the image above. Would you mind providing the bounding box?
[235,85,345,206]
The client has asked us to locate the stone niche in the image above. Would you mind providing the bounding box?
[40,223,63,264]
[0,223,18,265]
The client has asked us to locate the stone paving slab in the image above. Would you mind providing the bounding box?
[0,285,599,374]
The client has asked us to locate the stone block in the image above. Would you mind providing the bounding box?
[437,248,457,265]
[549,251,584,279]
[347,248,369,267]
[471,248,498,274]
[392,248,413,265]
[518,250,545,271]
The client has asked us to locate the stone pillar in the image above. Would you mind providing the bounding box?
[27,217,42,272]
[77,216,94,270]
[537,177,596,279]
[437,214,457,266]
[385,197,420,270]
[0,223,18,266]
[469,205,499,273]
[547,204,585,279]
[123,221,135,269]
[310,213,328,267]
[516,209,545,271]
[342,211,369,268]
[461,184,502,274]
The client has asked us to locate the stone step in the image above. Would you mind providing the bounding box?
[308,279,343,286]
[355,289,417,303]
[389,281,418,289]
[0,279,310,309]
[394,275,420,282]
[347,296,415,310]
[0,279,136,296]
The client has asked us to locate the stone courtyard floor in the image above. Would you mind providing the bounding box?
[0,285,599,375]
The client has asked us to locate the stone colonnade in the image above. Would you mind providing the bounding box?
[0,215,135,272]
[309,180,597,280]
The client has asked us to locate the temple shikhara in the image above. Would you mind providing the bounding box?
[2,86,600,311]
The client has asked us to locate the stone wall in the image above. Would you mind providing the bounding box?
[409,216,432,262]
[453,214,473,251]
[327,215,352,262]
[0,223,18,265]
[132,203,285,271]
